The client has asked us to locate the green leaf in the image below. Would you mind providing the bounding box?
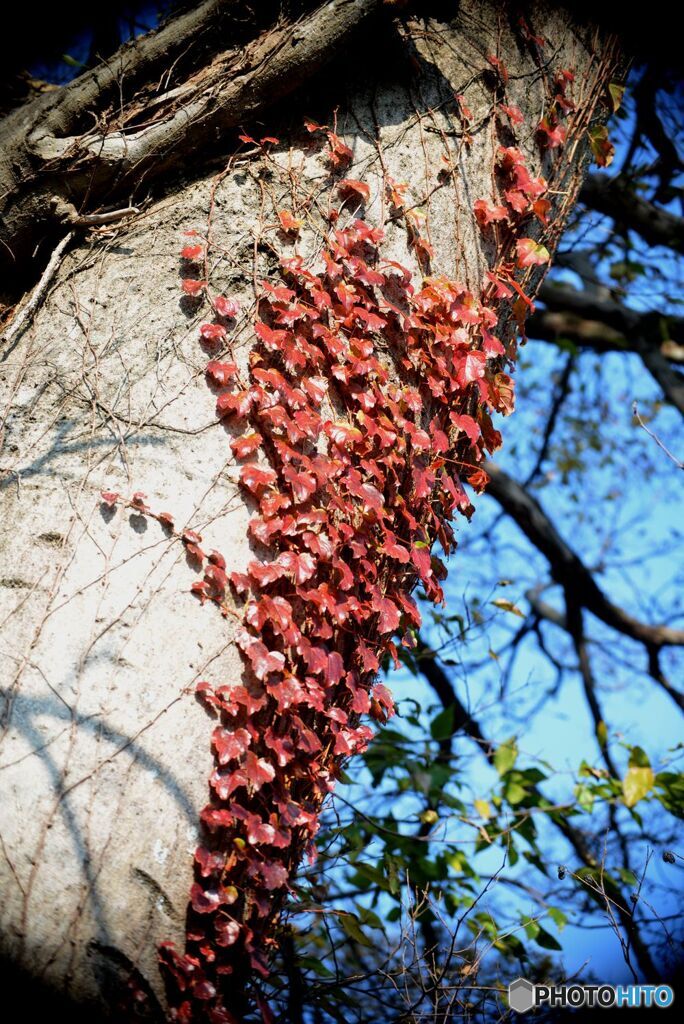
[623,766,655,808]
[628,745,651,769]
[385,854,401,895]
[339,912,374,947]
[574,783,595,813]
[430,705,455,741]
[298,956,334,978]
[494,737,518,777]
[62,53,85,68]
[547,907,567,932]
[589,125,615,167]
[535,926,562,951]
[474,799,492,820]
[356,905,384,930]
[655,771,684,819]
[597,720,608,749]
[504,779,528,805]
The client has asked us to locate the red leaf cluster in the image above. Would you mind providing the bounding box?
[157,103,561,1019]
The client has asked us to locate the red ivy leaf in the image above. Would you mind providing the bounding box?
[373,595,401,634]
[215,296,240,318]
[537,117,567,149]
[213,726,251,764]
[412,236,434,262]
[325,420,363,447]
[243,750,276,789]
[239,464,277,495]
[532,197,552,226]
[200,323,227,343]
[206,360,238,386]
[459,350,487,385]
[217,390,253,418]
[487,54,509,84]
[182,529,203,546]
[258,860,289,890]
[473,199,509,227]
[326,132,353,168]
[505,189,529,215]
[231,432,263,459]
[516,238,550,267]
[244,640,286,680]
[338,179,370,204]
[190,883,222,914]
[181,244,204,260]
[278,210,303,234]
[282,464,317,503]
[195,846,226,877]
[358,641,380,673]
[215,918,241,947]
[485,271,513,299]
[277,550,316,584]
[450,413,481,443]
[204,564,227,599]
[499,103,524,125]
[195,681,221,709]
[182,279,206,296]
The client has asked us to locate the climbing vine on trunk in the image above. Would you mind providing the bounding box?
[99,37,618,1024]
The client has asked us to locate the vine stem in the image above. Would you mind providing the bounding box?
[1,231,74,349]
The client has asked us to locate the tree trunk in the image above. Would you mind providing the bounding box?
[0,2,619,1018]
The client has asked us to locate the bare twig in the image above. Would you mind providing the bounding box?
[1,231,74,349]
[632,401,684,469]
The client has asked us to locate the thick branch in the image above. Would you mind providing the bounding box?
[484,461,684,658]
[0,0,383,277]
[580,173,684,254]
[530,282,684,416]
[636,345,684,416]
[538,281,684,350]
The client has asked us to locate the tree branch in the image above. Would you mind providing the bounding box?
[538,280,684,352]
[415,648,659,981]
[529,282,684,416]
[523,352,575,486]
[580,173,684,254]
[0,0,384,276]
[484,461,684,670]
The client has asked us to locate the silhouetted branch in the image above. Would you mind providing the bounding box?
[484,461,684,664]
[415,648,659,980]
[580,173,684,254]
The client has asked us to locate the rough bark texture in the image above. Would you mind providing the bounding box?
[0,0,383,285]
[0,2,617,1017]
